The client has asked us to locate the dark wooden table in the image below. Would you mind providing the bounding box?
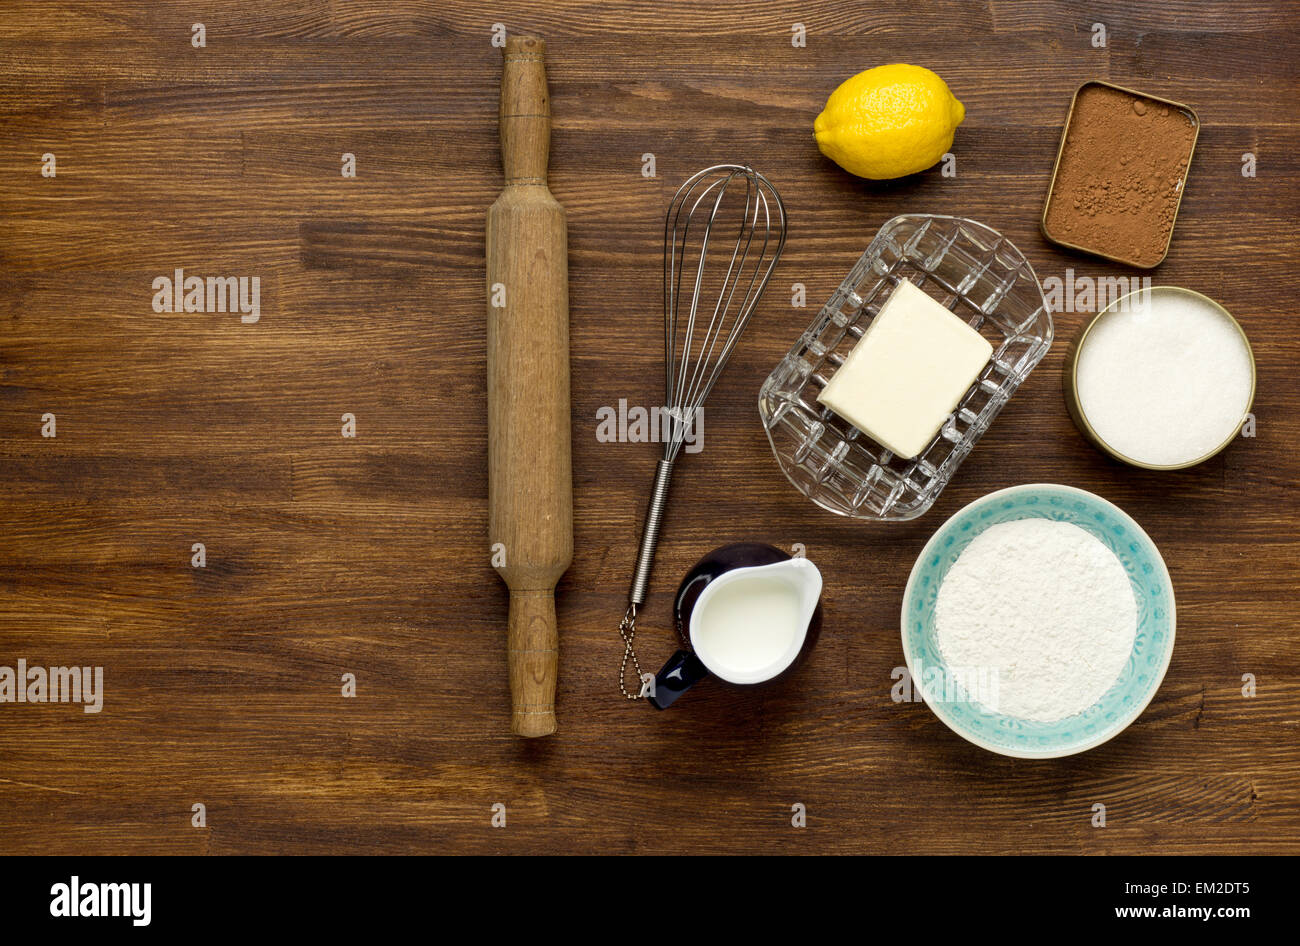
[2,1,1297,855]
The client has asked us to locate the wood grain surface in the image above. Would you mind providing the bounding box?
[1,1,1297,855]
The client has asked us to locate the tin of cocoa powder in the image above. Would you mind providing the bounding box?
[1042,81,1199,268]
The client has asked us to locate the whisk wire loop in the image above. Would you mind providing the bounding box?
[661,164,786,463]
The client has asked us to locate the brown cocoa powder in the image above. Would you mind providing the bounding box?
[1044,83,1198,268]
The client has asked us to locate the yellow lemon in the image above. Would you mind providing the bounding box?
[814,64,965,180]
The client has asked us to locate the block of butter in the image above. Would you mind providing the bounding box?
[817,280,993,459]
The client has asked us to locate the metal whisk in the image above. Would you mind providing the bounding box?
[618,164,787,699]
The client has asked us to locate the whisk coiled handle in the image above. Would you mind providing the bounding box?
[629,459,676,606]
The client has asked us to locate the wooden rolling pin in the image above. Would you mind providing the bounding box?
[486,35,573,738]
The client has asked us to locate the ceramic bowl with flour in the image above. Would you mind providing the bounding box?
[900,483,1175,758]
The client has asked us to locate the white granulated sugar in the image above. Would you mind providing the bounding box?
[934,518,1137,722]
[1076,290,1253,467]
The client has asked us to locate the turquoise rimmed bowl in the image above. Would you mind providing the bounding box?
[900,483,1176,759]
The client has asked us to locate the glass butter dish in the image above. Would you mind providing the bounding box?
[758,214,1054,521]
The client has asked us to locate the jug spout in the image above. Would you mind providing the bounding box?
[772,557,824,629]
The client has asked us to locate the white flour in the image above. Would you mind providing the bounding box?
[934,518,1137,722]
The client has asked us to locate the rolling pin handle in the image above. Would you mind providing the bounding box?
[507,590,559,738]
[499,35,550,185]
